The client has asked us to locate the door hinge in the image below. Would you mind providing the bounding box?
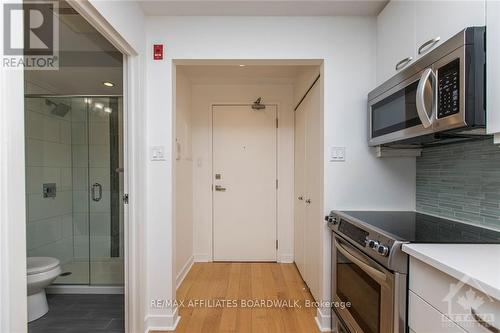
[276,118,278,128]
[276,179,279,189]
[123,193,129,204]
[276,240,278,250]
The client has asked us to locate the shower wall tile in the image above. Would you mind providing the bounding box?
[73,190,89,213]
[416,138,500,229]
[71,122,87,145]
[28,238,73,265]
[89,122,110,145]
[27,190,72,221]
[25,99,74,263]
[89,144,111,168]
[26,217,62,250]
[26,166,59,194]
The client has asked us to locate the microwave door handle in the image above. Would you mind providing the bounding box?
[334,237,387,285]
[416,68,436,129]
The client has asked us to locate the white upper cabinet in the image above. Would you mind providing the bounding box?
[376,1,486,85]
[376,1,416,84]
[414,1,486,58]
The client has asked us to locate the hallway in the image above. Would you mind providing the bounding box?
[159,263,321,333]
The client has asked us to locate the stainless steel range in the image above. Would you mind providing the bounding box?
[326,211,500,333]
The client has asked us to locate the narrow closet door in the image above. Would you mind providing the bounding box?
[303,81,322,302]
[294,101,307,275]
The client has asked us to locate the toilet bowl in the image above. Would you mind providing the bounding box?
[27,257,61,322]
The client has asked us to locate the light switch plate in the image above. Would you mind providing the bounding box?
[330,146,346,162]
[150,146,166,161]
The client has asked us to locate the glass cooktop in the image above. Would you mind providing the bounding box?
[339,211,500,243]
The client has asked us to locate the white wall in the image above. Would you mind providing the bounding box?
[173,69,194,286]
[190,82,295,263]
[146,16,416,330]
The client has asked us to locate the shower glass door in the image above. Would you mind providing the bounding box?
[24,96,124,286]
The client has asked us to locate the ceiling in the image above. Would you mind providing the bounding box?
[178,63,319,84]
[138,0,388,16]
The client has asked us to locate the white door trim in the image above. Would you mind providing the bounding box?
[0,0,143,332]
[210,103,279,262]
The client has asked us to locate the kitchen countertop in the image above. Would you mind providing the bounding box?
[402,243,500,301]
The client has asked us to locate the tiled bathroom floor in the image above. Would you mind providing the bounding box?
[28,294,124,333]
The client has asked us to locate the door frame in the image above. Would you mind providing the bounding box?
[0,0,143,332]
[210,103,279,262]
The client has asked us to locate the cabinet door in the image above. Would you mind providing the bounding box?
[376,0,416,84]
[415,1,485,58]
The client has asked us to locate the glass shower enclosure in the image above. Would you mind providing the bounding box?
[25,96,124,286]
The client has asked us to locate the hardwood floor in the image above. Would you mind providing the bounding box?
[153,262,321,333]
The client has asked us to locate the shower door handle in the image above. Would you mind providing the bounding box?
[92,183,102,202]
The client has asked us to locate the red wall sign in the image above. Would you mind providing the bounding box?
[153,44,163,60]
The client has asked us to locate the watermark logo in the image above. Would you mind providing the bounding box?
[2,1,59,69]
[442,275,496,330]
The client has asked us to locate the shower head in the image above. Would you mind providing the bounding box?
[46,99,71,117]
[252,97,266,110]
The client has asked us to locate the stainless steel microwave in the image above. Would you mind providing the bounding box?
[368,27,486,147]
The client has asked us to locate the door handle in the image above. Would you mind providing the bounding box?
[416,68,436,128]
[92,183,102,201]
[395,57,413,71]
[418,36,440,55]
[214,185,226,192]
[334,237,387,285]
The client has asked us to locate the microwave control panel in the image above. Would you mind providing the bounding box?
[437,59,460,118]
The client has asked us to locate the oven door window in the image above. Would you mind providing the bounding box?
[371,81,421,138]
[337,249,381,333]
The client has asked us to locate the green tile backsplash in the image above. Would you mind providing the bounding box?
[416,138,500,229]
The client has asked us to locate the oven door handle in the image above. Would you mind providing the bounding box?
[335,237,387,285]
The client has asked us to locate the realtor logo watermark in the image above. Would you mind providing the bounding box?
[2,1,59,69]
[442,275,497,331]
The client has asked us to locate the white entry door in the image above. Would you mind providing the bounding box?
[212,105,277,261]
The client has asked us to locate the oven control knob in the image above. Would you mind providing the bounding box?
[324,215,330,222]
[366,240,379,249]
[328,217,338,225]
[377,245,390,256]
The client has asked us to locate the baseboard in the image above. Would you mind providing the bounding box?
[315,307,332,332]
[176,255,194,289]
[193,253,211,262]
[277,253,294,263]
[47,285,124,294]
[144,307,180,333]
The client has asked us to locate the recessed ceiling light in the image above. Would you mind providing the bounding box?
[103,81,115,87]
[239,64,246,67]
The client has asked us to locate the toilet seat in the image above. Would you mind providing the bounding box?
[27,257,60,275]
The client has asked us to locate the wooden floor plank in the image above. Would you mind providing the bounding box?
[152,262,321,333]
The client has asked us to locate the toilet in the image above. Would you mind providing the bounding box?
[27,257,61,322]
